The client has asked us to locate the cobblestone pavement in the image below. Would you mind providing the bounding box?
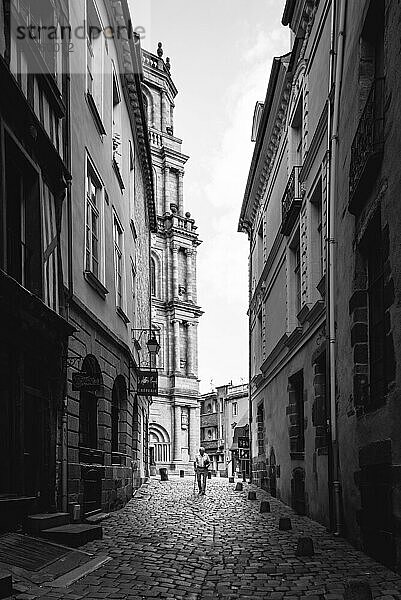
[14,477,401,600]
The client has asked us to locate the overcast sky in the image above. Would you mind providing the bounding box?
[130,0,289,393]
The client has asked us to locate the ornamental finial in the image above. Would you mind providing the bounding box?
[157,42,163,58]
[166,57,171,72]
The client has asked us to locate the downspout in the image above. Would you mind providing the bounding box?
[62,52,73,515]
[327,0,347,536]
[247,225,253,483]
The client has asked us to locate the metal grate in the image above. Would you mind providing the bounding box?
[0,533,69,571]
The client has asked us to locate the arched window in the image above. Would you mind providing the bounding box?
[79,355,102,450]
[150,258,156,296]
[142,86,154,127]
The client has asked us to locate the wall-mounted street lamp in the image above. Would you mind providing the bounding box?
[129,329,161,396]
[146,333,160,356]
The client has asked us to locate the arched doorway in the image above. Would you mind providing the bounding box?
[149,424,171,467]
[79,355,103,515]
[269,448,277,497]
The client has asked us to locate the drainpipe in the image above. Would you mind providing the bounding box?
[247,225,253,483]
[327,0,347,536]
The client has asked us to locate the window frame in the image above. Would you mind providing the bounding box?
[84,156,105,286]
[113,212,125,311]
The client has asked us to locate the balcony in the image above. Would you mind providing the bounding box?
[281,166,303,235]
[349,78,384,215]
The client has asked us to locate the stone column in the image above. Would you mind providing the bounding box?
[186,322,195,376]
[163,166,170,213]
[171,243,179,300]
[185,248,193,302]
[178,171,184,215]
[192,249,197,303]
[173,404,181,462]
[172,319,180,373]
[189,406,198,461]
[161,90,167,132]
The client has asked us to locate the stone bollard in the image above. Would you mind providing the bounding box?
[235,482,243,492]
[260,501,270,513]
[279,517,292,530]
[229,477,235,483]
[295,536,314,556]
[248,491,257,500]
[344,580,373,600]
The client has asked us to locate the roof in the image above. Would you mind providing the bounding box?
[238,53,291,233]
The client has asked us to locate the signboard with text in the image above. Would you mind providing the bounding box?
[137,370,158,396]
[238,437,250,449]
[72,372,102,391]
[239,449,250,460]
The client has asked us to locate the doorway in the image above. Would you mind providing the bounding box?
[269,448,277,497]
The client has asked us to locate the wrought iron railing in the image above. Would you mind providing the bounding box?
[349,78,384,213]
[281,166,302,235]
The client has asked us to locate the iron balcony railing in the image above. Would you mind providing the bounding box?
[281,166,303,235]
[349,78,384,214]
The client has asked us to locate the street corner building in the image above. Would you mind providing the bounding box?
[142,44,203,476]
[239,0,401,574]
[0,0,157,530]
[200,383,249,478]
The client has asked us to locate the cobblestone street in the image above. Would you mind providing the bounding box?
[11,477,401,600]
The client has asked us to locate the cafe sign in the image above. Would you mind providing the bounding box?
[72,372,102,391]
[137,370,158,396]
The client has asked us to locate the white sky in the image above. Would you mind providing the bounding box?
[130,0,289,393]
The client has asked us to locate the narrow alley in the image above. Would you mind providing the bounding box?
[8,477,401,600]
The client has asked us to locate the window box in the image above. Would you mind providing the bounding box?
[116,306,130,324]
[281,166,303,235]
[86,92,106,136]
[84,270,108,299]
[112,157,125,190]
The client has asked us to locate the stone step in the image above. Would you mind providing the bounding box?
[24,512,70,534]
[0,572,12,599]
[84,512,110,525]
[41,524,102,548]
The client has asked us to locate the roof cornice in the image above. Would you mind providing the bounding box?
[238,53,292,233]
[107,0,157,232]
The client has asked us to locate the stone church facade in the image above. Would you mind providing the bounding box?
[142,45,203,474]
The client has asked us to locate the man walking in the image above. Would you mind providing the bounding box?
[194,446,210,495]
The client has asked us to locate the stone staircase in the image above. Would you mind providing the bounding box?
[24,513,102,548]
[0,572,12,600]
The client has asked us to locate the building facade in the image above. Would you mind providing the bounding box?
[142,45,203,475]
[200,383,249,476]
[239,1,332,527]
[335,0,401,571]
[0,0,74,529]
[240,0,401,574]
[63,0,156,516]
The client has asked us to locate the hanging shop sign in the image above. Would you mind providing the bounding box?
[238,436,250,449]
[137,369,158,396]
[72,371,102,391]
